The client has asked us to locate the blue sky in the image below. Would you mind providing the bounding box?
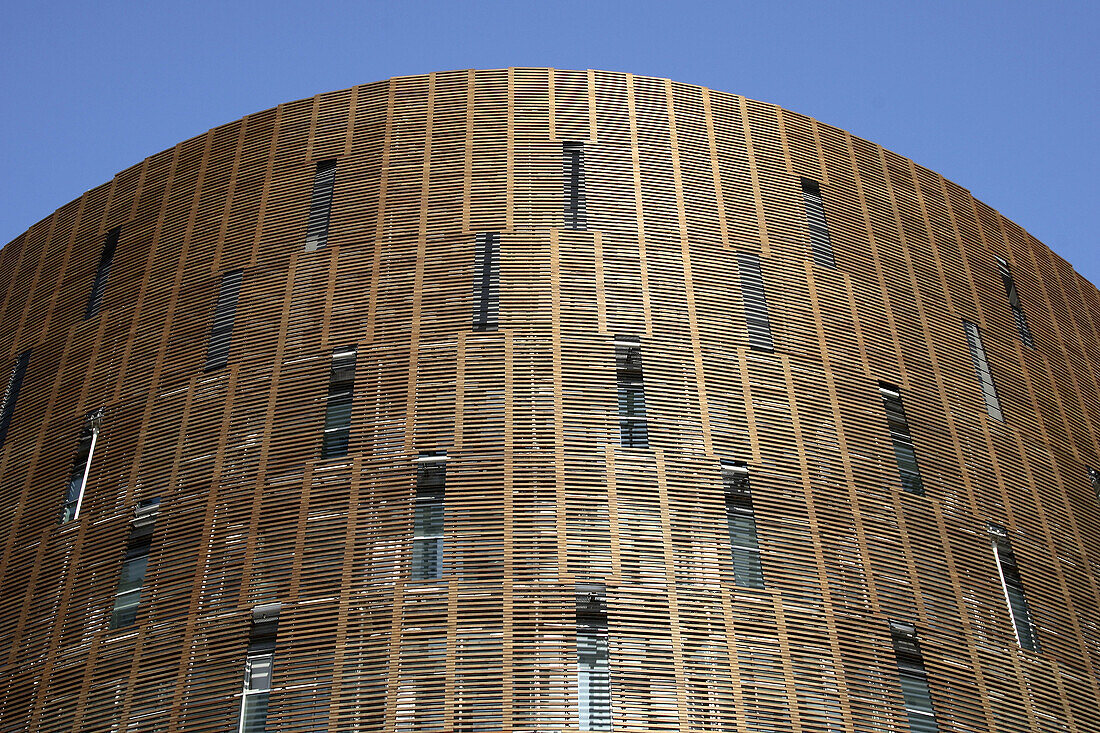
[2,1,1097,284]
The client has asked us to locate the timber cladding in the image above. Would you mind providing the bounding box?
[0,68,1097,731]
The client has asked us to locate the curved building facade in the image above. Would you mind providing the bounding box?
[0,69,1099,732]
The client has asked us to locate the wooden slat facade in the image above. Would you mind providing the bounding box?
[0,68,1098,732]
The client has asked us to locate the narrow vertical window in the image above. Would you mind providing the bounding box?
[109,498,160,629]
[0,350,30,448]
[411,452,446,580]
[1089,467,1100,502]
[878,383,924,495]
[801,177,835,268]
[238,603,281,733]
[204,269,243,371]
[85,226,120,319]
[988,524,1040,651]
[722,460,765,588]
[563,141,587,230]
[963,320,1003,421]
[576,583,611,731]
[996,257,1034,348]
[304,159,337,251]
[321,347,357,459]
[59,409,103,524]
[472,232,500,331]
[889,621,940,733]
[615,337,648,448]
[737,252,774,351]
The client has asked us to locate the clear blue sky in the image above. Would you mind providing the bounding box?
[2,1,1097,284]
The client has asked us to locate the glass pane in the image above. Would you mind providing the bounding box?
[411,537,443,580]
[577,629,611,730]
[619,419,648,448]
[240,691,270,733]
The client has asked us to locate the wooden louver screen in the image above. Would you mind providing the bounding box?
[801,177,836,268]
[737,252,774,351]
[204,269,243,372]
[3,69,1100,733]
[563,141,586,230]
[0,350,30,449]
[85,226,120,320]
[472,232,500,331]
[304,159,337,251]
[963,320,1004,421]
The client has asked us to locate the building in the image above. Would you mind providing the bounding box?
[0,68,1098,732]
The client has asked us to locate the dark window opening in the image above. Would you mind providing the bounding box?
[722,460,765,588]
[563,142,587,230]
[85,226,120,319]
[59,409,103,524]
[109,498,161,629]
[996,257,1034,348]
[801,178,835,268]
[576,583,611,731]
[304,160,337,251]
[988,524,1040,652]
[321,347,357,459]
[879,383,924,495]
[615,337,647,448]
[473,232,500,331]
[204,269,243,372]
[412,452,446,580]
[963,320,1003,421]
[889,621,940,733]
[737,252,774,352]
[0,350,31,449]
[239,603,281,733]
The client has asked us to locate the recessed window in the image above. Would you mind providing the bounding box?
[889,621,940,732]
[988,524,1040,652]
[0,350,31,449]
[563,142,587,230]
[238,603,281,733]
[85,226,120,319]
[800,178,835,268]
[304,160,337,252]
[472,232,500,332]
[615,337,648,448]
[1089,467,1100,502]
[411,452,446,580]
[996,257,1034,348]
[109,498,160,629]
[321,347,357,459]
[722,460,765,589]
[737,252,774,352]
[576,583,611,731]
[59,409,103,524]
[878,383,924,495]
[963,321,1003,422]
[204,270,243,372]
